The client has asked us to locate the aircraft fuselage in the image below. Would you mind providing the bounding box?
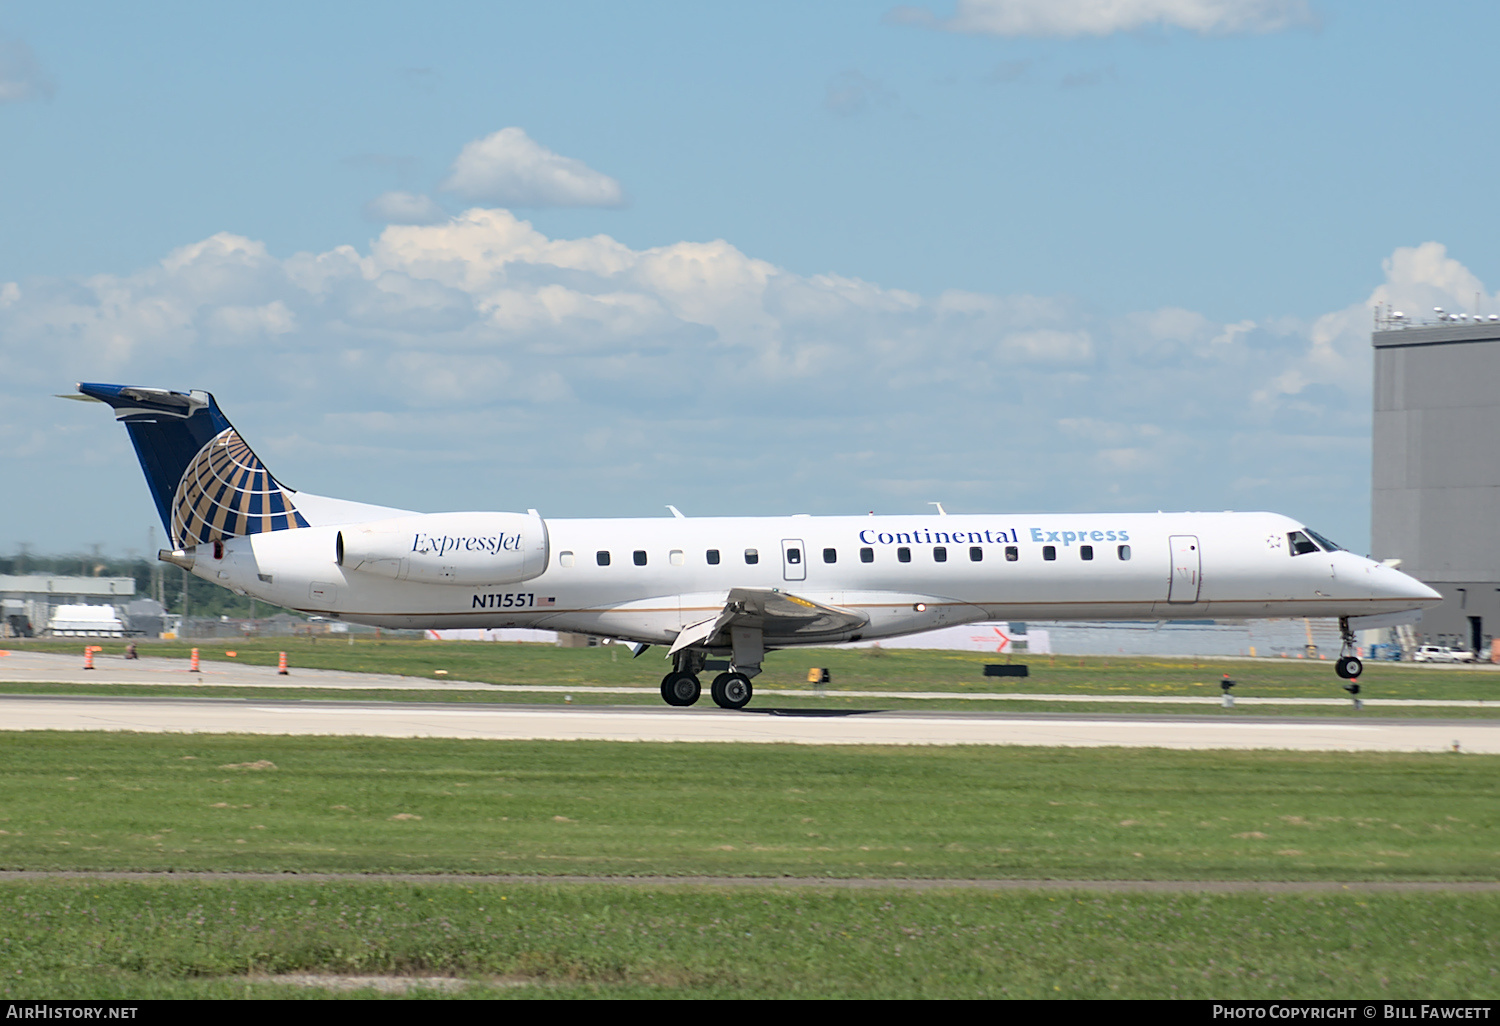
[197,510,1432,648]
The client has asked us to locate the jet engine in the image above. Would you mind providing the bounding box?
[336,511,549,585]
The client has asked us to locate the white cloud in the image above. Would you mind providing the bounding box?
[439,128,626,208]
[1211,319,1256,348]
[4,210,1470,554]
[0,40,54,103]
[362,191,448,225]
[207,300,296,340]
[894,0,1315,38]
[1256,241,1499,404]
[998,328,1094,363]
[1370,241,1491,318]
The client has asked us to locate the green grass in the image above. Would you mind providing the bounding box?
[1,733,1494,881]
[1,879,1495,998]
[0,700,1492,998]
[8,637,1500,705]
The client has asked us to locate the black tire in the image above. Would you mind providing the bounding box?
[1335,656,1362,680]
[661,672,701,707]
[710,671,753,710]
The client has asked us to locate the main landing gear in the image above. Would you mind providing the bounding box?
[1334,616,1363,680]
[658,649,756,710]
[660,671,701,707]
[710,672,752,709]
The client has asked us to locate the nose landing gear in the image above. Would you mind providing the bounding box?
[1334,617,1363,680]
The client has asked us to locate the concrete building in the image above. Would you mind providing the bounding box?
[1372,310,1500,653]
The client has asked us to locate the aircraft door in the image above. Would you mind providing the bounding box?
[782,539,806,582]
[1167,535,1201,603]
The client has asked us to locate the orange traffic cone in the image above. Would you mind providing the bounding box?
[190,647,200,673]
[277,651,288,675]
[83,646,94,670]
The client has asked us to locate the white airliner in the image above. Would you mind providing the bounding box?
[76,383,1440,709]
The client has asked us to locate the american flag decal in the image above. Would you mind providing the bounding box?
[541,596,556,607]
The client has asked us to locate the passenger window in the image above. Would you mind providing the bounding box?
[596,551,611,567]
[969,546,983,562]
[823,548,837,563]
[1080,545,1093,561]
[745,548,759,565]
[559,551,575,568]
[860,547,874,563]
[669,549,684,566]
[787,548,801,564]
[897,547,911,563]
[1005,546,1018,562]
[707,549,720,565]
[1118,544,1131,561]
[1043,546,1057,561]
[633,550,647,566]
[933,546,947,562]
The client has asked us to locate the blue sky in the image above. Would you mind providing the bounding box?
[3,1,1497,557]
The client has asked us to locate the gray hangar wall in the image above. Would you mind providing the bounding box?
[1372,319,1500,651]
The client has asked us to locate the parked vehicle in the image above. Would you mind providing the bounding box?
[1412,645,1476,663]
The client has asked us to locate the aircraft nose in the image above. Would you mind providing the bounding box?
[1383,565,1442,605]
[1409,577,1443,604]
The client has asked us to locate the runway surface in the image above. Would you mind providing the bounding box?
[0,691,1494,752]
[0,648,493,692]
[2,649,1495,751]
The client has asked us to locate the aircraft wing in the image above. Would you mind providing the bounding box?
[669,587,869,656]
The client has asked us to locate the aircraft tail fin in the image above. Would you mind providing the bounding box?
[76,383,309,549]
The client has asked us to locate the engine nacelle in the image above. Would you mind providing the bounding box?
[336,511,549,586]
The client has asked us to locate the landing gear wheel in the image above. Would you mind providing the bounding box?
[1334,617,1362,681]
[710,672,753,710]
[661,672,701,707]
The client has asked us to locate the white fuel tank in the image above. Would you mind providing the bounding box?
[336,511,549,586]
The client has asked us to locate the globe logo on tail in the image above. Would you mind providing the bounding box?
[170,428,308,548]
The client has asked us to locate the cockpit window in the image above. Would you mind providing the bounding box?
[1305,528,1343,552]
[1287,530,1321,556]
[1287,528,1344,555]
